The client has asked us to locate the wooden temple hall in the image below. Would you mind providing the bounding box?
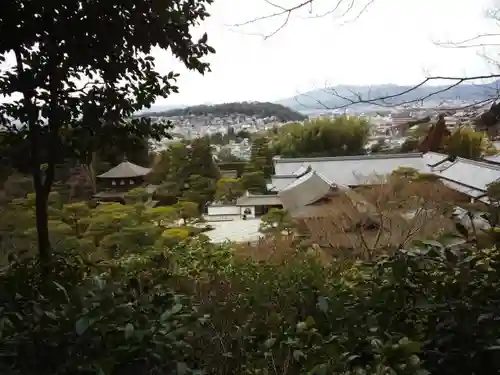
[92,160,158,205]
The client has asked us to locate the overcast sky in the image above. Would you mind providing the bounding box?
[155,0,499,106]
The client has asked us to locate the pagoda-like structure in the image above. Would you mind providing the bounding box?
[92,160,152,203]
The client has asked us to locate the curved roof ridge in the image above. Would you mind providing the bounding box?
[97,161,151,179]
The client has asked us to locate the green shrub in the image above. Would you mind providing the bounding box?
[0,254,204,375]
[2,235,500,375]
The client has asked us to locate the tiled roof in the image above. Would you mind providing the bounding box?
[434,158,500,196]
[269,175,296,191]
[278,170,333,212]
[292,164,311,177]
[483,155,500,164]
[441,180,485,198]
[423,152,449,166]
[273,153,430,187]
[97,161,151,179]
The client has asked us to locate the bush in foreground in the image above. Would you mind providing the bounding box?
[1,239,500,375]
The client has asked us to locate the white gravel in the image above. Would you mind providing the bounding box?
[205,219,264,244]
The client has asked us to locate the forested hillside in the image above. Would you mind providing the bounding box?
[145,101,307,122]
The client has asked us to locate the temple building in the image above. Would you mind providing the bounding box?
[92,160,157,204]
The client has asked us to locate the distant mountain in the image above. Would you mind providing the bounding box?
[143,101,307,122]
[137,103,187,115]
[277,81,500,112]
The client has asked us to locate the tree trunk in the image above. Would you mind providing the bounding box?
[34,188,51,264]
[14,47,53,268]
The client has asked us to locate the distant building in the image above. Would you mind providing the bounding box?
[92,160,157,205]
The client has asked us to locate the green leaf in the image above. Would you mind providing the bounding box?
[305,316,315,327]
[44,311,58,320]
[293,349,305,361]
[402,340,421,354]
[176,361,189,375]
[124,323,134,340]
[52,281,70,302]
[420,240,444,249]
[161,303,183,322]
[317,296,328,313]
[264,337,276,348]
[75,316,90,336]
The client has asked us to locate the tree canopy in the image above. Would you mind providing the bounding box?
[151,139,219,207]
[214,178,244,203]
[272,117,370,158]
[248,136,274,178]
[0,0,215,264]
[445,126,496,159]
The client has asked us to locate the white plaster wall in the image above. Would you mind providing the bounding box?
[207,205,240,216]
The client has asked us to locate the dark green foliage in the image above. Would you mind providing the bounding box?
[214,178,244,203]
[272,117,370,158]
[4,239,500,375]
[145,102,307,122]
[0,0,215,264]
[240,171,267,194]
[151,140,219,207]
[0,254,204,375]
[249,136,274,178]
[188,138,220,180]
[182,174,216,208]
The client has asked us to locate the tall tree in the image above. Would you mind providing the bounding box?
[249,136,274,178]
[174,201,200,225]
[189,137,220,180]
[153,140,219,207]
[214,178,244,203]
[182,174,216,208]
[445,126,495,160]
[240,171,267,194]
[0,0,214,265]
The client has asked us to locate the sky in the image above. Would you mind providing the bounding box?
[155,0,500,106]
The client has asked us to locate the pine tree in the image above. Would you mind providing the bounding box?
[250,136,274,178]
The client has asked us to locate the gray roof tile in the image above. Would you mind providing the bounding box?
[279,170,333,211]
[273,153,430,187]
[97,161,151,179]
[436,158,500,193]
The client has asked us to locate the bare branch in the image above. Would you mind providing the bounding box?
[231,0,374,39]
[283,3,500,113]
[232,0,314,28]
[436,33,500,49]
[294,74,500,112]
